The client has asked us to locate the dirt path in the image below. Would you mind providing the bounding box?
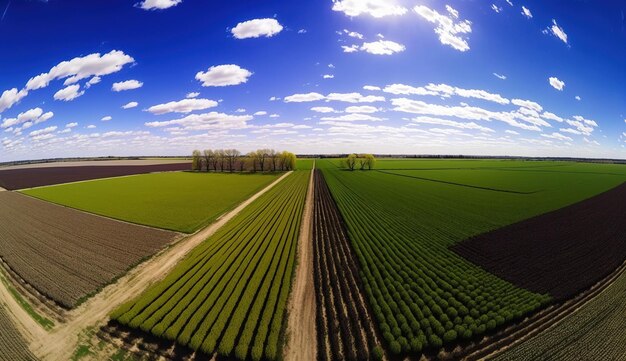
[18,171,293,361]
[0,274,48,346]
[284,164,316,361]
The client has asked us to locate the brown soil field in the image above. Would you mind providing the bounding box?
[0,191,179,309]
[0,305,37,361]
[452,182,626,301]
[0,159,189,171]
[312,170,382,361]
[0,162,190,190]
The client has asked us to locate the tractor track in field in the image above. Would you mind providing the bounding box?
[284,163,316,361]
[0,171,293,361]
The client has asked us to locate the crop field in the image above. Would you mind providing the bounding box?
[0,305,37,361]
[24,172,279,233]
[492,267,626,360]
[0,191,178,308]
[319,158,626,356]
[110,170,310,360]
[452,182,626,300]
[0,162,190,190]
[313,170,382,360]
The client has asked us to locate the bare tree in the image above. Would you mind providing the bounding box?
[192,150,202,171]
[248,151,258,172]
[269,149,278,171]
[216,149,226,172]
[257,149,270,172]
[203,149,214,172]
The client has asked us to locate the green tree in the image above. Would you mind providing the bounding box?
[191,150,201,171]
[346,154,357,170]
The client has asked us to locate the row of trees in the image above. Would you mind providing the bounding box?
[191,149,297,172]
[343,154,376,170]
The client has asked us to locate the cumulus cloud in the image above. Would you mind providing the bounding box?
[254,111,267,116]
[332,0,408,18]
[310,106,337,113]
[320,113,385,122]
[54,84,84,101]
[384,83,510,105]
[101,116,112,121]
[1,108,53,128]
[493,73,507,80]
[411,116,494,133]
[575,95,581,101]
[284,92,326,102]
[521,6,532,18]
[546,19,568,44]
[146,98,218,114]
[195,64,252,87]
[541,132,572,142]
[186,92,200,98]
[65,122,78,128]
[363,85,381,91]
[345,105,379,113]
[491,4,502,13]
[414,5,472,52]
[145,111,252,131]
[342,29,364,39]
[136,0,181,10]
[122,101,139,109]
[342,45,359,53]
[29,126,57,137]
[26,50,134,90]
[548,76,565,91]
[323,74,335,79]
[359,40,406,55]
[112,79,143,92]
[512,98,543,112]
[0,88,28,113]
[231,18,283,39]
[326,92,385,103]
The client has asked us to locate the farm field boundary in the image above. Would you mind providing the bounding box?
[284,162,316,361]
[452,181,626,300]
[29,171,293,361]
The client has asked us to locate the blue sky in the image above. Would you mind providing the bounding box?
[0,0,625,161]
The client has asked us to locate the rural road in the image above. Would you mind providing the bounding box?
[1,171,293,361]
[284,164,316,361]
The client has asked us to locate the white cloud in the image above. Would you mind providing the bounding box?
[186,92,200,98]
[320,113,385,121]
[326,92,385,103]
[541,132,572,141]
[65,122,78,128]
[298,29,307,34]
[122,101,139,109]
[512,98,543,112]
[29,126,57,137]
[231,18,283,39]
[345,105,379,113]
[505,130,519,135]
[0,88,29,113]
[269,96,280,101]
[411,116,494,133]
[85,76,101,89]
[145,111,252,130]
[87,125,97,129]
[26,50,134,90]
[342,45,359,53]
[541,111,564,122]
[311,106,337,113]
[328,64,335,68]
[112,79,143,92]
[360,40,406,55]
[1,108,53,129]
[343,29,364,39]
[332,0,408,18]
[521,6,532,18]
[506,0,514,6]
[493,73,507,80]
[573,115,598,127]
[195,64,252,87]
[548,77,565,91]
[54,84,84,101]
[136,0,181,10]
[384,83,510,105]
[284,92,325,102]
[491,4,502,13]
[254,111,267,116]
[146,98,218,114]
[269,113,280,118]
[414,5,472,52]
[363,85,381,91]
[547,19,568,44]
[575,95,581,101]
[323,74,335,79]
[101,116,112,121]
[383,83,438,96]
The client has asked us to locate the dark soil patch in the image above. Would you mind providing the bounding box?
[452,182,626,300]
[0,163,190,190]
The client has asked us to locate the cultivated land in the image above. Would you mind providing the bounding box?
[0,191,178,309]
[0,158,190,170]
[318,158,626,357]
[24,171,279,233]
[110,170,310,361]
[0,162,190,190]
[0,305,37,361]
[492,265,626,360]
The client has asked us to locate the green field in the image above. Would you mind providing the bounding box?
[295,158,315,170]
[110,170,310,360]
[23,172,279,233]
[319,158,626,355]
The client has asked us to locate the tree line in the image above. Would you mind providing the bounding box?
[342,154,376,170]
[191,149,297,172]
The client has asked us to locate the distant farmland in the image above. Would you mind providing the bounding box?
[111,170,310,360]
[0,305,37,361]
[0,191,178,308]
[24,172,279,233]
[318,158,626,356]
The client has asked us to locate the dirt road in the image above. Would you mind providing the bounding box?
[0,171,292,361]
[284,165,316,361]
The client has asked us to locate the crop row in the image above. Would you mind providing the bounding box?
[111,170,309,360]
[319,160,549,356]
[0,305,37,361]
